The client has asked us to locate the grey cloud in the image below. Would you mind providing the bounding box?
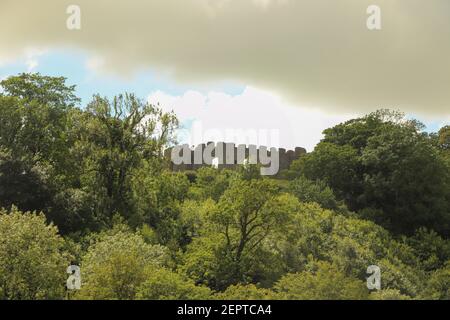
[0,0,449,116]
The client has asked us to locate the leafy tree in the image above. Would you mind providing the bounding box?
[274,261,368,300]
[50,188,99,235]
[181,185,295,290]
[266,201,333,275]
[295,142,360,205]
[0,73,80,108]
[131,169,190,245]
[375,258,424,297]
[215,284,277,300]
[294,110,450,235]
[76,94,178,223]
[0,207,70,300]
[207,178,287,288]
[436,126,450,169]
[0,95,71,174]
[267,200,425,297]
[180,232,225,289]
[1,75,449,300]
[188,167,235,201]
[76,224,169,300]
[405,228,450,272]
[0,74,85,233]
[287,176,339,210]
[360,123,449,235]
[136,268,211,300]
[0,148,53,213]
[369,289,412,300]
[179,199,217,246]
[214,178,281,266]
[422,261,450,300]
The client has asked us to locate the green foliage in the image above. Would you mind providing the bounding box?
[131,169,190,245]
[214,178,283,261]
[138,224,159,245]
[294,110,450,236]
[0,207,70,299]
[77,94,178,223]
[369,289,412,300]
[405,228,450,272]
[179,199,217,244]
[136,268,211,300]
[180,231,231,289]
[1,75,449,300]
[266,200,426,298]
[274,261,368,300]
[215,284,277,300]
[422,261,450,300]
[287,176,339,210]
[182,177,288,290]
[375,258,424,297]
[1,73,80,108]
[0,147,54,213]
[295,142,360,204]
[76,225,169,300]
[0,74,179,234]
[189,167,235,201]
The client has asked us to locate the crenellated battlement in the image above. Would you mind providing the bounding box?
[165,142,306,176]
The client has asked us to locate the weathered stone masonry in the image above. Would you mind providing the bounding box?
[165,142,306,174]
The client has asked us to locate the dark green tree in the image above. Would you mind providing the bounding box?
[293,110,450,235]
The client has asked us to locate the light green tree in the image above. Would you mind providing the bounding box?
[215,284,277,300]
[0,207,70,300]
[181,178,290,290]
[76,225,169,300]
[422,261,450,300]
[0,73,80,108]
[369,289,412,300]
[136,268,211,300]
[274,261,368,300]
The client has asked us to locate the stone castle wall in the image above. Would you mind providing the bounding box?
[165,142,306,174]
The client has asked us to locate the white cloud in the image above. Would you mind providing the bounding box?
[148,87,356,151]
[85,56,105,74]
[24,48,47,72]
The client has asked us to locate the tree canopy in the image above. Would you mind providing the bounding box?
[0,74,449,300]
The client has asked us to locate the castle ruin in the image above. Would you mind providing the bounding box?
[165,142,306,176]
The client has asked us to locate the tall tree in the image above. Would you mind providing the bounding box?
[0,73,80,108]
[76,94,178,222]
[293,110,450,236]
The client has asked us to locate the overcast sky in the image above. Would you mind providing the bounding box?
[0,0,449,151]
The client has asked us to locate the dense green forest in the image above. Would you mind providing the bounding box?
[0,73,449,300]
